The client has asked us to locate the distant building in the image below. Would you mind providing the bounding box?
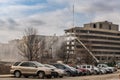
[65,21,120,63]
[0,35,65,62]
[0,40,24,62]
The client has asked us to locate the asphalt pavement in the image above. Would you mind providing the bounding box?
[0,71,120,80]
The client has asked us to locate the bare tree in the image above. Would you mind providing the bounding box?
[56,42,68,63]
[78,40,95,64]
[39,39,46,62]
[18,27,43,61]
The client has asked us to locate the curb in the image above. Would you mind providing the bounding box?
[0,75,14,78]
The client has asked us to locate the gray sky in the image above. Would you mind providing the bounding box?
[0,0,120,43]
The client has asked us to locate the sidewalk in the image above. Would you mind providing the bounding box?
[0,74,14,78]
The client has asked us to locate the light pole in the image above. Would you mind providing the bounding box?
[49,47,52,59]
[49,34,57,59]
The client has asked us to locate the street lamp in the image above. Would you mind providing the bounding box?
[49,47,52,59]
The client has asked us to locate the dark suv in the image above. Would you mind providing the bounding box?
[51,63,78,76]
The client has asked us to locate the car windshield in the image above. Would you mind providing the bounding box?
[34,62,45,67]
[103,65,108,67]
[13,62,21,66]
[70,66,76,70]
[44,64,56,69]
[64,64,71,68]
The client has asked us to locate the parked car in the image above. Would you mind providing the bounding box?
[75,65,91,75]
[76,68,83,76]
[116,63,120,69]
[51,63,78,76]
[99,68,107,74]
[10,61,53,79]
[93,66,101,74]
[44,64,65,78]
[97,64,115,73]
[69,66,81,76]
[79,65,100,75]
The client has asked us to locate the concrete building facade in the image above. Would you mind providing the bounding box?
[65,21,120,63]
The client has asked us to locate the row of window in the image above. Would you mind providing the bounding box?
[66,46,75,50]
[75,30,120,36]
[92,41,120,45]
[93,51,118,54]
[74,40,120,47]
[93,23,112,30]
[79,35,120,41]
[96,56,120,60]
[92,46,120,50]
[75,45,120,50]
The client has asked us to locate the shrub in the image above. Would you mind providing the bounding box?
[0,64,11,74]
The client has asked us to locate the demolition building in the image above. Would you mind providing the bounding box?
[65,21,120,63]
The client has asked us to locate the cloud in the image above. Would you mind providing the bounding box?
[0,4,46,18]
[0,0,16,3]
[0,0,120,43]
[93,13,120,24]
[28,19,45,26]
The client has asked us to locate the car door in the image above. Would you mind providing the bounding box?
[28,62,38,74]
[19,62,37,74]
[19,62,31,74]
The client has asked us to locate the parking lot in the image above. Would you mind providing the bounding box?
[0,70,120,80]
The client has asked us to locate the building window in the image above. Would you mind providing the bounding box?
[67,46,69,49]
[67,42,70,45]
[76,30,80,33]
[67,51,69,53]
[99,23,102,29]
[71,42,75,45]
[71,46,75,50]
[93,24,96,28]
[70,51,74,54]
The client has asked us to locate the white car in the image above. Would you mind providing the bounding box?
[97,64,115,73]
[79,65,100,75]
[99,68,107,74]
[93,66,101,74]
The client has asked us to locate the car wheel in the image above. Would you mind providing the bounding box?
[94,70,97,75]
[99,71,102,75]
[23,75,29,78]
[66,71,71,76]
[14,71,21,78]
[59,76,63,78]
[87,71,90,75]
[54,73,59,78]
[46,75,52,78]
[38,71,45,79]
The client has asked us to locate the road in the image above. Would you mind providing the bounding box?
[0,71,120,80]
